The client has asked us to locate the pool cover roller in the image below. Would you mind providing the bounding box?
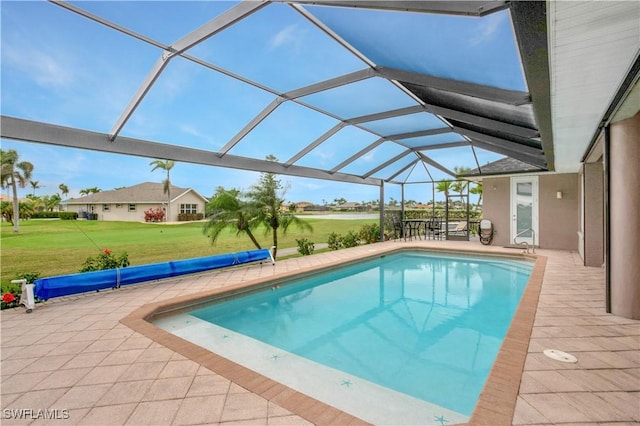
[34,249,274,300]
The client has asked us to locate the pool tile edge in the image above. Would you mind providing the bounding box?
[468,255,547,425]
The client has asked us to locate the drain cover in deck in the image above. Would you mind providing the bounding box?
[543,349,578,363]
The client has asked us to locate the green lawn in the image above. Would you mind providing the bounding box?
[1,218,375,287]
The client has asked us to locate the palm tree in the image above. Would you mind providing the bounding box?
[1,149,34,233]
[59,183,69,199]
[436,180,452,208]
[26,194,45,212]
[150,159,175,222]
[46,194,62,212]
[30,180,40,196]
[1,200,34,224]
[470,181,483,210]
[79,187,101,196]
[202,187,262,249]
[245,156,312,259]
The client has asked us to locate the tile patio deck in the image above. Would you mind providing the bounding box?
[1,240,638,425]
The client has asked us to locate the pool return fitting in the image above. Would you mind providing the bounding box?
[11,279,35,313]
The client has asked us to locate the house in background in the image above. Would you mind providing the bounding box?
[64,182,208,222]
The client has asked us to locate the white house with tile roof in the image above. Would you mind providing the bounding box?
[63,182,208,222]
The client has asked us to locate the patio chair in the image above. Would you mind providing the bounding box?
[391,215,404,240]
[427,218,443,240]
[479,219,494,245]
[450,221,468,237]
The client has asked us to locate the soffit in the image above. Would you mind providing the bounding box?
[548,0,640,173]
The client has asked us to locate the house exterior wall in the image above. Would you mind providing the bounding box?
[67,191,206,222]
[481,177,511,246]
[482,173,579,250]
[169,191,206,222]
[582,162,604,267]
[609,111,640,319]
[71,203,164,221]
[538,173,579,250]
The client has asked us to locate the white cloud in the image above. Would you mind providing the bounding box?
[178,123,222,150]
[4,44,74,88]
[362,151,376,162]
[468,13,505,46]
[268,24,302,51]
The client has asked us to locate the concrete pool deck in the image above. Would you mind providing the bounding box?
[1,240,638,425]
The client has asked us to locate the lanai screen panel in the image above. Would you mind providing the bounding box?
[299,77,419,119]
[398,134,467,150]
[1,0,550,193]
[306,6,527,91]
[125,56,277,150]
[227,102,339,161]
[0,1,160,132]
[339,141,409,176]
[189,3,367,92]
[293,126,381,170]
[423,146,483,175]
[359,112,446,136]
[73,2,237,44]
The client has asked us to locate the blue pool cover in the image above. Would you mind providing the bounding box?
[34,249,273,300]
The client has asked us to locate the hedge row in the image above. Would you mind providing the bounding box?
[30,212,78,220]
[177,213,204,221]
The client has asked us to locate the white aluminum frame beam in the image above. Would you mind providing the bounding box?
[330,138,384,173]
[218,97,286,156]
[346,105,425,125]
[278,1,508,17]
[282,68,376,99]
[417,141,469,151]
[416,152,456,177]
[468,139,545,169]
[363,149,413,178]
[422,103,539,139]
[387,158,420,182]
[285,122,347,166]
[385,128,452,141]
[454,126,543,158]
[509,1,554,170]
[1,116,381,186]
[376,67,531,106]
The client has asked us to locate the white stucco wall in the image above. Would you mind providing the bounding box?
[170,191,206,222]
[68,190,206,222]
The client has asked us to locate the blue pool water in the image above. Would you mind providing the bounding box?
[157,251,532,422]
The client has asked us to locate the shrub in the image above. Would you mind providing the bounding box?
[342,230,360,248]
[1,292,18,310]
[359,223,381,244]
[31,211,78,220]
[80,249,130,272]
[327,232,343,250]
[59,212,78,220]
[144,208,165,222]
[178,213,204,221]
[31,212,59,219]
[296,238,315,256]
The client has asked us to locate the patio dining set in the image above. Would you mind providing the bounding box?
[392,216,470,241]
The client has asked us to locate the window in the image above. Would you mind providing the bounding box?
[128,204,136,212]
[102,204,110,212]
[180,204,197,214]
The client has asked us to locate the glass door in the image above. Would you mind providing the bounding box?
[510,176,538,246]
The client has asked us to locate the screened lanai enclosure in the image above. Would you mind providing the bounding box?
[1,0,552,239]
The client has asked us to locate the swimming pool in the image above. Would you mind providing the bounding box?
[153,250,533,425]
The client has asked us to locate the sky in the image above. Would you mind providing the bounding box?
[0,1,525,204]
